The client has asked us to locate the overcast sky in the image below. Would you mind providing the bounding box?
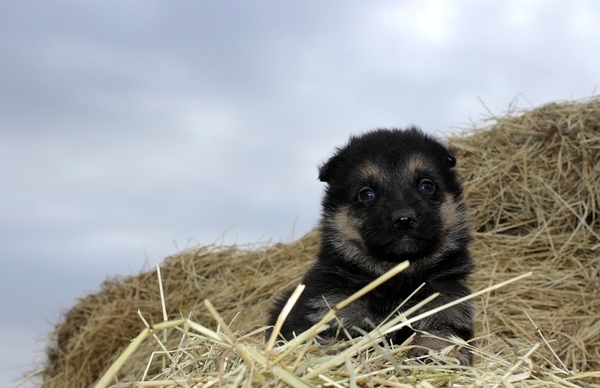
[2,1,599,386]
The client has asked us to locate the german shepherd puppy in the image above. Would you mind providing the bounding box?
[268,127,474,365]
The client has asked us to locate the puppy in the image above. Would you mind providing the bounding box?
[268,127,475,365]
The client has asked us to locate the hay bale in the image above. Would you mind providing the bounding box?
[448,99,600,374]
[42,236,318,387]
[40,98,600,387]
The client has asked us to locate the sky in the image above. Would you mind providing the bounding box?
[1,1,599,386]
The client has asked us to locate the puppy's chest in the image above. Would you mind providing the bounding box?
[361,279,419,317]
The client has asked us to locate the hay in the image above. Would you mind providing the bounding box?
[447,98,600,375]
[38,97,600,387]
[41,236,318,387]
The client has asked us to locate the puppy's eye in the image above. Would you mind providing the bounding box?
[419,179,435,194]
[358,187,376,202]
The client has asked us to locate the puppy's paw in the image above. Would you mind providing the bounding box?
[407,334,472,366]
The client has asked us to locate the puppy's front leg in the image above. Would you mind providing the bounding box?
[407,295,475,365]
[408,331,472,365]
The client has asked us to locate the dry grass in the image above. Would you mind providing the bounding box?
[36,97,600,387]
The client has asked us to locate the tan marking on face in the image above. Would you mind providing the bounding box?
[405,154,434,179]
[358,162,385,181]
[322,205,386,274]
[333,205,364,243]
[439,193,470,252]
[439,194,465,230]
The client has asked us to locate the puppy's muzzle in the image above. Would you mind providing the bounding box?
[392,209,417,231]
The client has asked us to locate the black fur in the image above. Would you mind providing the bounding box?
[268,127,475,364]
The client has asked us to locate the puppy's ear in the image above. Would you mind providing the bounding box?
[446,154,456,168]
[445,147,457,168]
[318,154,342,182]
[318,159,333,182]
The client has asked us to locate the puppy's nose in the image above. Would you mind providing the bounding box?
[392,210,417,231]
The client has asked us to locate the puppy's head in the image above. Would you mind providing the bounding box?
[318,127,469,272]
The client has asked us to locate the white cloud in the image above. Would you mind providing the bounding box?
[376,0,459,46]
